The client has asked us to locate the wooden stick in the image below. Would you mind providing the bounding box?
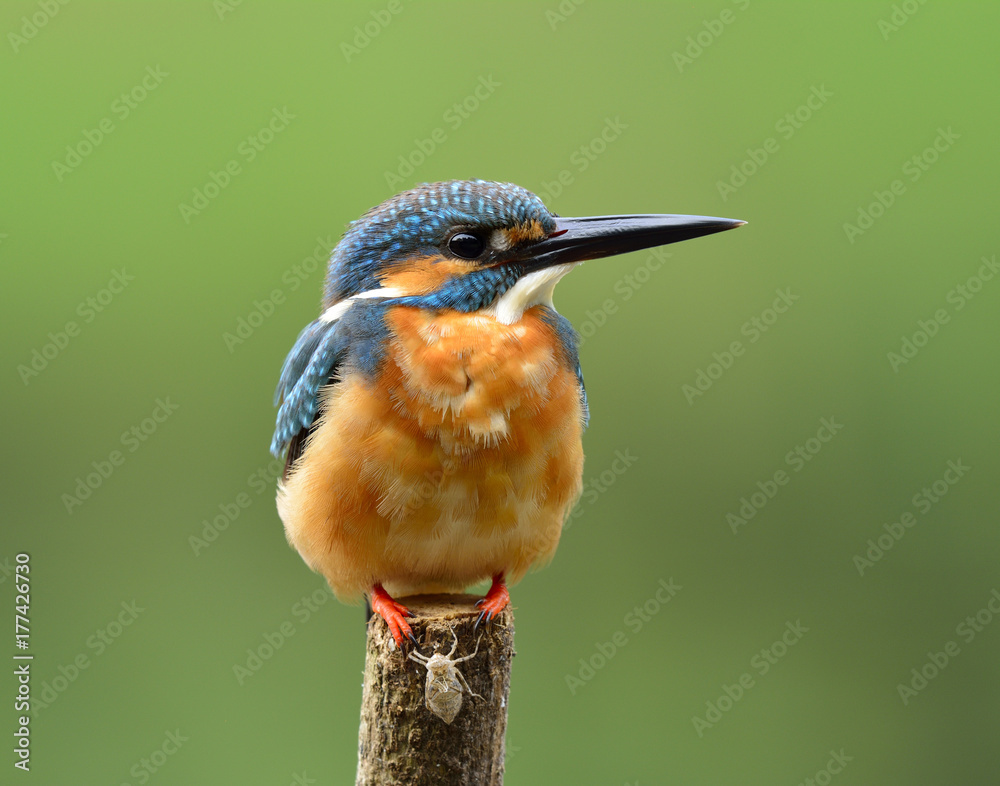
[356,594,514,786]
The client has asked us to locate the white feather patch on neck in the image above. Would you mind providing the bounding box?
[486,263,577,325]
[319,287,406,323]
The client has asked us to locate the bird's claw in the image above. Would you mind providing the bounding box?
[381,607,414,649]
[370,584,414,649]
[473,575,510,630]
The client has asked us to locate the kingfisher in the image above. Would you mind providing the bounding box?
[271,180,743,647]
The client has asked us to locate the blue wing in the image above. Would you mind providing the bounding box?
[270,317,349,461]
[573,357,590,430]
[538,306,589,429]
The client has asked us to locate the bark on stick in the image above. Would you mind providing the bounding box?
[356,594,514,786]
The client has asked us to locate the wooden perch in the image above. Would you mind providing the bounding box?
[356,594,514,786]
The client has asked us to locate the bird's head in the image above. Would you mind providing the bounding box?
[323,179,744,324]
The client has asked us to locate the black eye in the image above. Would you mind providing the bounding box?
[448,232,485,259]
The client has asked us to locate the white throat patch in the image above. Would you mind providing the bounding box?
[486,263,577,325]
[319,265,577,327]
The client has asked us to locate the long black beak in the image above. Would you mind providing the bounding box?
[524,214,745,270]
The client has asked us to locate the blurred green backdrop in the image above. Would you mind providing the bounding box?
[3,2,999,784]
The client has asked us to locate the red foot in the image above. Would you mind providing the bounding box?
[370,584,413,648]
[475,574,510,627]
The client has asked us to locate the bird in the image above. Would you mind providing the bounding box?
[271,179,744,647]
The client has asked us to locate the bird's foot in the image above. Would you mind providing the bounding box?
[370,583,415,648]
[474,574,510,629]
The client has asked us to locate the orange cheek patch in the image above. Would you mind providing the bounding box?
[377,255,473,295]
[503,220,547,245]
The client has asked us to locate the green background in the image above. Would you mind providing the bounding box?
[4,1,999,783]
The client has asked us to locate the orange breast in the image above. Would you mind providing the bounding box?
[277,305,585,601]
